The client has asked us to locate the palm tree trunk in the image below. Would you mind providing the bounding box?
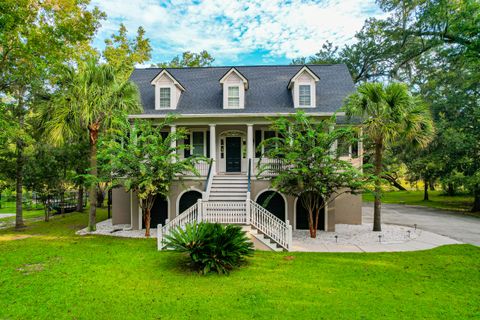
[373,140,383,232]
[76,185,84,212]
[423,179,429,201]
[88,126,99,232]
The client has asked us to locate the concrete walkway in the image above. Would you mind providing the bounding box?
[363,203,480,246]
[0,214,15,218]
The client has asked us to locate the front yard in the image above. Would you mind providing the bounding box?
[363,190,476,213]
[0,210,479,319]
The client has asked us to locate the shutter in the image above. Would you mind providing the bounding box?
[206,131,210,158]
[255,130,262,157]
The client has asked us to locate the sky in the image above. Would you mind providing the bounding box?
[90,0,385,66]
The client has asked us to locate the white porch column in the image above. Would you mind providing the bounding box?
[247,124,254,160]
[170,125,177,162]
[209,124,216,174]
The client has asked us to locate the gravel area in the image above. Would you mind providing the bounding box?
[78,219,459,252]
[76,219,157,238]
[293,223,420,246]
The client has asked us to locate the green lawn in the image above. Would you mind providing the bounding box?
[0,211,479,319]
[363,190,476,213]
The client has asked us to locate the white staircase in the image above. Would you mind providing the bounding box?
[157,170,293,252]
[208,175,248,201]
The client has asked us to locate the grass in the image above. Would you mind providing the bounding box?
[363,190,476,213]
[0,210,479,319]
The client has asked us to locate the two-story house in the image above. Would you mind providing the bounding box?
[111,64,362,251]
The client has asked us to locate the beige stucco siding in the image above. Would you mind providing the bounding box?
[112,188,131,225]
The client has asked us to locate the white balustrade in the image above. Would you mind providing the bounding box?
[249,199,291,250]
[158,198,292,251]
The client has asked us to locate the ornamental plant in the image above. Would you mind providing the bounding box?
[164,222,254,275]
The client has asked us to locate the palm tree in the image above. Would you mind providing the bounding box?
[344,82,434,231]
[42,57,141,231]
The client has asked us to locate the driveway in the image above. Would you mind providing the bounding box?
[363,203,480,246]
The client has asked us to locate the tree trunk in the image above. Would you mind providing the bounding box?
[96,187,105,208]
[144,207,151,237]
[446,183,456,196]
[383,174,407,191]
[373,140,383,232]
[107,189,112,219]
[472,186,480,213]
[88,126,99,232]
[423,179,429,201]
[76,185,84,212]
[429,180,435,191]
[15,132,25,229]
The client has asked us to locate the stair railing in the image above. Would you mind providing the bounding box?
[203,158,214,200]
[157,201,199,250]
[249,199,292,250]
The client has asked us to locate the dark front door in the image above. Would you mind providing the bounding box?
[226,137,241,172]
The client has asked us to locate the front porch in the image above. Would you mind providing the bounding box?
[171,123,286,177]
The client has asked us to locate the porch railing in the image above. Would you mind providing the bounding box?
[254,158,287,176]
[180,159,212,177]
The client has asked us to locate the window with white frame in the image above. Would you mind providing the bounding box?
[299,85,311,106]
[159,87,171,108]
[227,86,240,108]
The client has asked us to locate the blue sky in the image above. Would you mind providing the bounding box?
[90,0,385,66]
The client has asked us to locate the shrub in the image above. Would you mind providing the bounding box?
[164,222,254,274]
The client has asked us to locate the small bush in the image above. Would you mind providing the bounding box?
[164,222,254,274]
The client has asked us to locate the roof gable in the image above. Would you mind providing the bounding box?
[150,69,186,91]
[287,66,320,89]
[219,67,249,89]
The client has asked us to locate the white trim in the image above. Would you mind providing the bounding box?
[189,129,209,157]
[225,85,242,109]
[176,188,203,216]
[150,69,186,91]
[128,112,342,119]
[293,194,327,231]
[254,189,288,222]
[288,66,320,89]
[219,68,249,89]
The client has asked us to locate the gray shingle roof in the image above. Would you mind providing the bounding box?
[129,64,354,115]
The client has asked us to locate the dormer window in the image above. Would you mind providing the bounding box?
[159,87,171,108]
[150,69,185,110]
[220,68,248,109]
[228,86,240,107]
[288,66,319,108]
[299,85,311,106]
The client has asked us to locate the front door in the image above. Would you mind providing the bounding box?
[226,137,241,172]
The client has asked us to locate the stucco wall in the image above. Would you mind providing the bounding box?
[111,178,362,231]
[332,193,362,225]
[112,188,131,225]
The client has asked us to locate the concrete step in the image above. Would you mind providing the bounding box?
[209,196,247,201]
[210,188,248,192]
[242,226,283,252]
[214,175,248,180]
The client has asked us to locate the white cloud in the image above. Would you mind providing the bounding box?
[90,0,385,64]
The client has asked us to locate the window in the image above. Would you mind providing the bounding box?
[299,85,311,106]
[192,132,204,156]
[254,130,279,156]
[159,87,171,108]
[337,137,350,157]
[228,86,240,107]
